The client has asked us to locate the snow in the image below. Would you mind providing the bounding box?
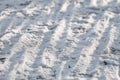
[0,0,120,80]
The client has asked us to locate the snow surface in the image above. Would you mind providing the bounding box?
[0,0,120,80]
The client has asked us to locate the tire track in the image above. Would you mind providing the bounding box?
[8,0,66,79]
[98,26,119,80]
[0,17,35,80]
[26,19,66,80]
[61,12,111,80]
[0,18,29,55]
[10,1,66,79]
[7,33,42,80]
[11,24,51,80]
[97,15,120,80]
[0,0,120,80]
[27,1,76,80]
[0,14,47,78]
[85,6,120,80]
[49,1,76,80]
[86,24,115,80]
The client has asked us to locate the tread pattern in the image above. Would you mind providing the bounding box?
[0,0,120,80]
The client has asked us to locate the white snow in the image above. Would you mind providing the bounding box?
[0,0,120,80]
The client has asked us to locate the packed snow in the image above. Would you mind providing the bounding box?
[0,0,120,80]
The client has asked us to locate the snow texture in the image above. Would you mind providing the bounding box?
[0,0,120,80]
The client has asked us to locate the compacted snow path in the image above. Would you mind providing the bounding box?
[0,0,120,80]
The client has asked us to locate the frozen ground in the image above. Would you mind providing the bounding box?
[0,0,120,80]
